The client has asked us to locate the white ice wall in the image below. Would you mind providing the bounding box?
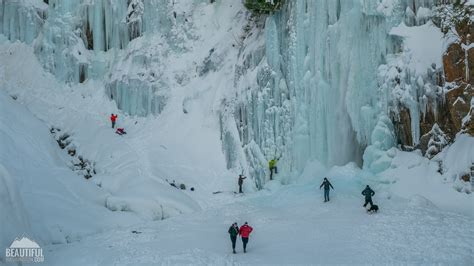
[235,0,398,175]
[0,0,446,181]
[0,0,46,44]
[233,0,443,178]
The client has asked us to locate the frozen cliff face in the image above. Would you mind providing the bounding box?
[1,0,460,182]
[0,0,47,44]
[105,36,171,116]
[235,0,401,176]
[233,0,451,177]
[0,0,198,115]
[382,1,473,161]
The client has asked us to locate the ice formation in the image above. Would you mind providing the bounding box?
[0,0,448,179]
[232,0,444,180]
[0,0,180,115]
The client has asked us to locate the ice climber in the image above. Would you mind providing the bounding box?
[361,185,375,207]
[319,177,334,202]
[239,222,253,253]
[238,175,246,193]
[228,223,239,254]
[268,158,279,180]
[110,113,118,128]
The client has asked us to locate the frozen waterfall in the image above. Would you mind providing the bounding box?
[0,0,445,181]
[233,0,442,181]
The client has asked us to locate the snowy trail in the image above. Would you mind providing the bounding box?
[44,182,474,265]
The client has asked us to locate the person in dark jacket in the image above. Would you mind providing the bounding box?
[361,185,375,207]
[238,175,246,193]
[228,223,239,254]
[319,177,334,202]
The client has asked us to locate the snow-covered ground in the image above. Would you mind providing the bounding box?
[0,87,141,251]
[45,173,473,265]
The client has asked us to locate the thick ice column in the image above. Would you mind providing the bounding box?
[91,1,105,51]
[78,0,134,52]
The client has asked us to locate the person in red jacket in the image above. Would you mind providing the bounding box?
[239,222,253,253]
[110,113,118,128]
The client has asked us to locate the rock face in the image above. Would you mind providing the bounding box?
[446,84,473,133]
[465,107,474,135]
[443,17,474,137]
[443,43,465,83]
[442,6,474,140]
[392,4,473,157]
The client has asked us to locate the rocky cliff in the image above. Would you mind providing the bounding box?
[393,2,473,158]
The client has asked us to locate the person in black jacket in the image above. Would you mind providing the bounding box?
[238,175,246,193]
[361,185,375,207]
[319,177,334,202]
[228,223,239,253]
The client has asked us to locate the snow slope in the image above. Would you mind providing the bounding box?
[380,146,474,214]
[0,0,252,214]
[0,41,210,218]
[0,1,249,252]
[0,89,142,256]
[390,21,444,75]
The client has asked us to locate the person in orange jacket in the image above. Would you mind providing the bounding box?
[110,113,118,128]
[239,222,253,253]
